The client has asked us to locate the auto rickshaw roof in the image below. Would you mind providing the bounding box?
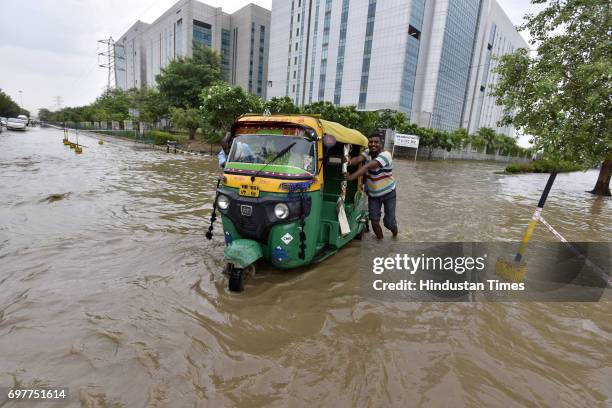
[236,114,369,147]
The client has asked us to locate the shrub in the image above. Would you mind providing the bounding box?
[504,160,582,174]
[145,130,178,145]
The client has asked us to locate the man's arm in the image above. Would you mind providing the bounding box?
[345,160,380,181]
[347,155,365,167]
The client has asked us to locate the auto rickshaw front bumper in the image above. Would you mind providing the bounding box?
[223,239,263,268]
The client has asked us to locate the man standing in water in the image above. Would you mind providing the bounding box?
[344,133,398,239]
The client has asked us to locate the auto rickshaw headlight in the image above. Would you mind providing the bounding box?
[217,195,230,211]
[274,203,290,219]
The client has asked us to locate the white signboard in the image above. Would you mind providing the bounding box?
[392,133,420,161]
[129,108,140,118]
[394,133,420,149]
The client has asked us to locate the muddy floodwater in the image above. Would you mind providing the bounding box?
[1,127,610,407]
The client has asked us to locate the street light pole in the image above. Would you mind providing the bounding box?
[18,90,23,108]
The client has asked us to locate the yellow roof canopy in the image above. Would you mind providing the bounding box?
[236,114,369,147]
[319,119,368,147]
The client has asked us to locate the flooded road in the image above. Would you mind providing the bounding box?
[1,127,610,407]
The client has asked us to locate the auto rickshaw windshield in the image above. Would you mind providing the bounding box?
[228,134,316,174]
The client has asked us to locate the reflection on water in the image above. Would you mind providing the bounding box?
[0,127,610,407]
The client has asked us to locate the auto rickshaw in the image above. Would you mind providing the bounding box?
[209,114,370,292]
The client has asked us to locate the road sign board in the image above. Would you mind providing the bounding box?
[394,133,420,149]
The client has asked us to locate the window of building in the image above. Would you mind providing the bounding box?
[408,25,421,40]
[294,56,297,65]
[318,0,333,100]
[296,28,300,36]
[295,42,298,51]
[221,29,231,81]
[334,0,351,104]
[193,20,212,47]
[297,13,300,22]
[293,70,296,79]
[358,0,378,108]
[174,18,183,57]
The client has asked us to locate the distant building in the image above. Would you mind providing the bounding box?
[114,0,270,98]
[266,0,527,135]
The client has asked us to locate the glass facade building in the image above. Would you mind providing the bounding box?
[266,0,526,136]
[431,0,483,130]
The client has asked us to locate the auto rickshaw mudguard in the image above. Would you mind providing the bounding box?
[224,239,263,268]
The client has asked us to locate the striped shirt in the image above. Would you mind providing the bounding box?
[361,149,396,197]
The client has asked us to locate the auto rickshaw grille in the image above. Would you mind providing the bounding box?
[239,216,257,231]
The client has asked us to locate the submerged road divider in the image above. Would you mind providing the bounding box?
[46,124,211,157]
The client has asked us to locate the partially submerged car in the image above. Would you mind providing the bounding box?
[6,118,27,131]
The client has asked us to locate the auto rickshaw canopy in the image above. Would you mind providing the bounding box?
[235,114,369,148]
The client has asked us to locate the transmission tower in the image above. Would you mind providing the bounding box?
[54,96,63,111]
[98,37,124,90]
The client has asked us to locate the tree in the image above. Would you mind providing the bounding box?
[38,108,52,121]
[127,88,168,123]
[0,89,21,117]
[450,128,470,151]
[375,110,407,131]
[476,127,497,155]
[262,96,300,114]
[492,0,611,196]
[200,84,263,134]
[157,45,223,108]
[93,88,131,121]
[170,107,203,140]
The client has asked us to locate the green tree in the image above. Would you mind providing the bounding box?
[450,128,470,151]
[127,88,168,123]
[38,108,51,121]
[93,88,131,121]
[476,127,497,154]
[492,0,612,195]
[157,45,223,108]
[0,89,21,117]
[170,107,203,140]
[200,84,263,134]
[263,96,300,114]
[375,110,407,131]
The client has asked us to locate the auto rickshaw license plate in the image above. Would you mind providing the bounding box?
[239,184,260,197]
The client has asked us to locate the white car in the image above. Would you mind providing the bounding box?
[0,117,7,126]
[6,118,27,131]
[17,114,29,125]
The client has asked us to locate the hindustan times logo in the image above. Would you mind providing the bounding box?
[372,254,487,275]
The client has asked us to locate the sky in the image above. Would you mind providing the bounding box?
[0,0,540,117]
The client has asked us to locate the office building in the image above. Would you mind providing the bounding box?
[266,0,527,135]
[114,1,270,98]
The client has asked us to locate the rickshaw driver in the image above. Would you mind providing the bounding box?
[344,134,398,239]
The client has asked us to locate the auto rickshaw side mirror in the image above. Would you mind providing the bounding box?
[323,134,336,149]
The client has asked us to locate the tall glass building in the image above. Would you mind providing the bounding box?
[114,0,271,99]
[266,0,527,135]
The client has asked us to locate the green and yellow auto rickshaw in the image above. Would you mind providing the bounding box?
[210,114,369,292]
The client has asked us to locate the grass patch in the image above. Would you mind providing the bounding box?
[504,160,583,174]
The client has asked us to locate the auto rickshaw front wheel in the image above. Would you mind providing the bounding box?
[228,265,245,292]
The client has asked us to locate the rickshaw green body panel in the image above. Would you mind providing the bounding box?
[220,188,366,269]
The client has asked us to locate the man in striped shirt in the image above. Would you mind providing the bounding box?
[345,134,398,239]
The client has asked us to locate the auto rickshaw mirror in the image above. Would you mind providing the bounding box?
[323,134,336,149]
